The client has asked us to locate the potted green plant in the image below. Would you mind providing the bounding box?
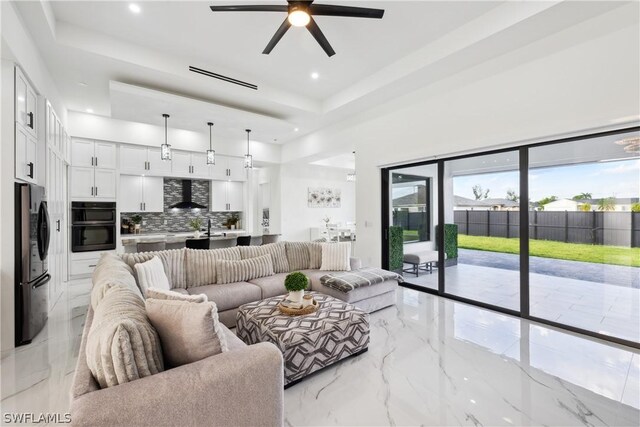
[225,214,239,230]
[189,218,203,238]
[131,214,142,234]
[284,272,309,303]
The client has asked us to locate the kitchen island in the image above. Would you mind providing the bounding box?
[121,230,248,253]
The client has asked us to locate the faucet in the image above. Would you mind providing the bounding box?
[207,218,212,237]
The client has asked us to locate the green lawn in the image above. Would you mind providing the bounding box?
[458,235,640,267]
[403,229,419,242]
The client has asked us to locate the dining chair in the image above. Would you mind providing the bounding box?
[185,239,210,250]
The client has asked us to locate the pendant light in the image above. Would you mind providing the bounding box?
[346,151,356,181]
[160,113,172,161]
[206,122,215,165]
[244,129,253,169]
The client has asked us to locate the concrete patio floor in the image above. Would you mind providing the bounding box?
[402,262,640,343]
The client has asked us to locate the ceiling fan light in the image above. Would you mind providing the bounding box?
[288,9,310,27]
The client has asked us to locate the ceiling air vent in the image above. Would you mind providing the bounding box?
[188,66,257,90]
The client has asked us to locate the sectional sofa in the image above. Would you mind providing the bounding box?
[71,241,398,426]
[119,242,397,327]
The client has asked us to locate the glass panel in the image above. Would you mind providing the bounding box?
[528,130,640,343]
[444,151,520,311]
[390,164,438,290]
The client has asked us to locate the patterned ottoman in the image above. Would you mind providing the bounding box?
[236,292,370,387]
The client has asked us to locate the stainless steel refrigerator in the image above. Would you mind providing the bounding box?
[15,183,50,346]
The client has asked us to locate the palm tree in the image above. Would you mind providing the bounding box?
[597,197,615,211]
[572,192,592,201]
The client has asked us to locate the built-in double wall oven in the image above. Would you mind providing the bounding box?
[71,201,116,252]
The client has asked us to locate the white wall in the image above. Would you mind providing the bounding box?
[279,164,356,242]
[283,21,640,267]
[1,2,67,352]
[67,112,282,164]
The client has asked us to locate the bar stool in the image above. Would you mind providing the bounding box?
[137,241,166,253]
[186,238,210,250]
[236,236,252,246]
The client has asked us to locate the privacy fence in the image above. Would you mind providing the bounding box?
[454,210,640,248]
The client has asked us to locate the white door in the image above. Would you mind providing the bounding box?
[171,151,192,177]
[227,157,247,181]
[190,153,210,178]
[71,139,94,167]
[210,180,228,211]
[15,68,28,129]
[119,175,143,212]
[227,181,244,212]
[120,145,148,174]
[70,167,95,198]
[147,147,173,175]
[94,142,117,169]
[210,157,228,180]
[143,176,165,212]
[94,169,117,199]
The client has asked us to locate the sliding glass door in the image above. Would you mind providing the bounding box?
[383,127,640,347]
[528,132,639,343]
[443,151,520,311]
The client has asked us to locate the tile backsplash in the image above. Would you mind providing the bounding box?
[121,178,242,233]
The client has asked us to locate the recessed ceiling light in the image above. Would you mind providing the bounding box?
[78,82,88,87]
[129,3,141,14]
[294,128,299,132]
[311,72,319,80]
[86,108,93,113]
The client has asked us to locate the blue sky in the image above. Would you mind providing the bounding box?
[454,159,640,201]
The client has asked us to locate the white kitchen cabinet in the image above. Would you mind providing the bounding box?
[227,157,247,181]
[147,148,172,175]
[70,166,116,199]
[72,139,116,169]
[210,180,244,212]
[70,167,94,198]
[210,180,228,212]
[119,175,144,212]
[210,156,247,182]
[172,151,210,178]
[227,181,244,211]
[120,145,148,173]
[15,66,37,138]
[120,145,172,175]
[94,169,117,198]
[119,175,164,212]
[15,123,37,183]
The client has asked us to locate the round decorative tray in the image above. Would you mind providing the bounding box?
[278,298,319,316]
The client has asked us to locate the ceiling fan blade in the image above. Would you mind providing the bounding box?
[306,17,335,57]
[263,18,292,54]
[210,5,288,12]
[309,4,384,19]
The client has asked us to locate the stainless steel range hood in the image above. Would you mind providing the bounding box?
[168,180,207,210]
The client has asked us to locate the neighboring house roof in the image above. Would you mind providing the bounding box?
[454,195,519,208]
[393,185,427,206]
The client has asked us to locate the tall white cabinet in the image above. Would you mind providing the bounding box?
[211,181,244,212]
[14,66,39,184]
[70,139,117,199]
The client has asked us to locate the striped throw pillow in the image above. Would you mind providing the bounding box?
[285,242,311,271]
[238,242,290,273]
[216,254,275,284]
[320,242,352,271]
[308,242,323,269]
[185,247,241,287]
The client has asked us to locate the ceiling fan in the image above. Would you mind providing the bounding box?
[209,1,385,57]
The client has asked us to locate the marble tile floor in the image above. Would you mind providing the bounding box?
[403,263,640,343]
[1,281,638,426]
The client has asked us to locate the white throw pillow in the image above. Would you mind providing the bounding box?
[134,256,171,295]
[320,242,351,271]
